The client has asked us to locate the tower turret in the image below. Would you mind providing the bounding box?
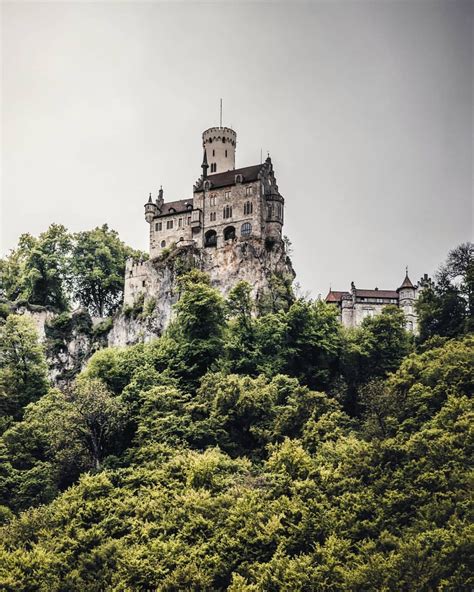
[144,193,158,224]
[397,268,417,332]
[202,126,236,174]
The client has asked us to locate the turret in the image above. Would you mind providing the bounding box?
[202,126,236,174]
[264,156,284,242]
[397,268,416,300]
[397,268,417,332]
[144,193,158,224]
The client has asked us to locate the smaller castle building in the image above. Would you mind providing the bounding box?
[325,272,431,332]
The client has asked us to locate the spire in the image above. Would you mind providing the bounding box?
[147,192,152,203]
[397,267,415,291]
[201,148,209,179]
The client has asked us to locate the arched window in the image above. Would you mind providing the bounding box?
[243,201,253,215]
[161,240,166,248]
[203,181,210,191]
[204,229,217,247]
[241,222,251,237]
[235,174,243,184]
[224,226,236,240]
[223,205,232,219]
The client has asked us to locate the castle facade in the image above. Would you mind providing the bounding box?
[123,125,293,319]
[325,272,431,332]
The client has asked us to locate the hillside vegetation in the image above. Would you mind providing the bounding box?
[0,234,472,591]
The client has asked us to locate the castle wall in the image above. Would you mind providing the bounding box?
[150,209,194,258]
[124,260,149,306]
[194,179,265,249]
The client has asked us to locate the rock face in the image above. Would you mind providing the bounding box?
[108,238,295,347]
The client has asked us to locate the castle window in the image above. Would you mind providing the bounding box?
[235,174,243,184]
[203,181,210,190]
[224,226,236,240]
[223,205,232,219]
[210,195,216,206]
[166,220,173,230]
[243,201,253,215]
[224,190,230,200]
[210,212,216,222]
[187,217,191,225]
[225,150,228,157]
[241,222,251,237]
[212,149,215,157]
[210,163,217,173]
[178,218,182,228]
[204,229,217,247]
[268,204,274,218]
[142,281,146,287]
[161,240,166,248]
[246,186,252,196]
[155,222,162,231]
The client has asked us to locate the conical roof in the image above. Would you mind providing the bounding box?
[397,270,415,291]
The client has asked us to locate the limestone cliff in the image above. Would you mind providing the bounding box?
[109,238,294,347]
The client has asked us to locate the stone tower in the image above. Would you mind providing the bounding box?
[202,127,236,174]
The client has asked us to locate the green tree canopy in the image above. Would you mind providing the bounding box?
[70,224,145,317]
[0,315,49,423]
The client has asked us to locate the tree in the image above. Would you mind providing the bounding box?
[64,378,127,470]
[70,225,145,317]
[0,315,49,422]
[167,271,226,386]
[417,242,473,341]
[22,224,72,311]
[283,299,343,390]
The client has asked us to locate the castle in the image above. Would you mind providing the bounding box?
[122,124,294,335]
[121,122,424,341]
[325,271,431,332]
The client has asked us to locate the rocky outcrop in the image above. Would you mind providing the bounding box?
[109,238,295,347]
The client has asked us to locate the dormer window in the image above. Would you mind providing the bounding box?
[235,174,243,184]
[203,181,211,191]
[169,207,176,213]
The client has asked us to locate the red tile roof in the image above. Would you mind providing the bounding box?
[325,290,350,303]
[355,289,398,299]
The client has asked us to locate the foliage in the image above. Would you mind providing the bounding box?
[70,225,144,317]
[0,246,472,589]
[417,242,473,342]
[0,315,49,423]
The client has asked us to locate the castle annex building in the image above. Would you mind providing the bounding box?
[122,124,294,334]
[325,272,431,333]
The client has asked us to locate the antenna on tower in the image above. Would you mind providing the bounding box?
[220,99,222,128]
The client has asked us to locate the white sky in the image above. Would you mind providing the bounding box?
[1,0,472,297]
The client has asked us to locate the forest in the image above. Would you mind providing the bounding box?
[0,225,472,591]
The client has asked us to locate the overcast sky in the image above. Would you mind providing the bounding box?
[2,0,472,297]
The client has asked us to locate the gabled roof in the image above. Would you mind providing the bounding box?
[157,198,194,217]
[195,163,264,192]
[325,290,351,303]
